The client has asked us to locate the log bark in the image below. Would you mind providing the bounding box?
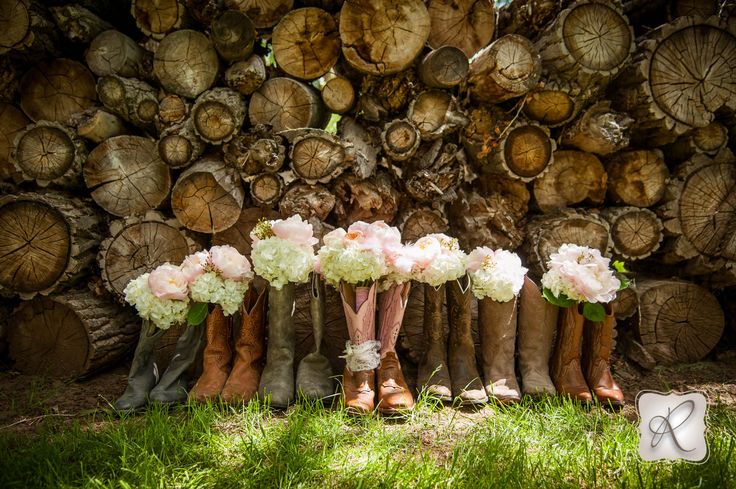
[662,122,729,164]
[191,88,246,144]
[212,206,280,259]
[476,173,531,219]
[224,131,286,176]
[131,0,187,39]
[533,150,606,213]
[407,90,469,142]
[339,0,430,76]
[50,4,113,44]
[467,34,541,103]
[97,75,159,130]
[153,29,219,99]
[418,46,469,89]
[427,0,494,58]
[485,122,555,182]
[331,172,400,227]
[250,172,285,207]
[12,121,86,188]
[497,0,561,40]
[279,183,335,221]
[224,0,293,28]
[70,108,129,144]
[225,55,267,96]
[320,73,355,114]
[560,101,634,156]
[86,30,147,78]
[399,207,449,242]
[98,211,200,301]
[0,192,103,299]
[84,135,172,217]
[211,9,255,63]
[603,207,663,261]
[249,77,326,132]
[0,103,30,182]
[634,278,724,365]
[8,290,140,378]
[402,140,465,204]
[20,58,97,123]
[381,119,420,162]
[157,120,205,169]
[171,156,245,233]
[606,149,668,208]
[272,7,340,80]
[357,70,417,121]
[289,130,347,184]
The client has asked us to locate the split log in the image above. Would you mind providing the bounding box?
[289,130,347,184]
[158,120,206,168]
[338,117,379,179]
[212,206,280,258]
[131,0,187,39]
[0,103,30,182]
[12,121,86,188]
[250,172,285,207]
[402,140,465,204]
[497,0,561,40]
[97,75,159,130]
[381,120,420,162]
[225,55,267,96]
[249,77,326,132]
[339,0,430,76]
[606,149,668,208]
[662,122,729,164]
[634,278,724,365]
[524,210,612,278]
[320,73,355,114]
[224,131,286,176]
[8,290,139,378]
[20,58,97,123]
[70,108,129,144]
[399,207,449,243]
[0,0,59,57]
[603,207,663,261]
[86,30,147,78]
[560,101,633,156]
[0,192,103,299]
[536,0,634,94]
[484,122,555,182]
[50,4,113,44]
[533,150,606,213]
[191,88,246,144]
[211,9,255,63]
[332,172,400,227]
[426,0,495,58]
[357,70,417,121]
[272,7,340,80]
[157,94,189,126]
[153,29,219,99]
[171,156,245,233]
[224,0,293,28]
[407,90,469,141]
[98,211,200,301]
[84,135,172,217]
[279,183,335,221]
[467,34,541,103]
[418,46,469,89]
[523,80,582,127]
[611,16,736,146]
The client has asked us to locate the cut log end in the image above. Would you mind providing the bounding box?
[533,150,606,213]
[607,149,668,208]
[606,207,663,260]
[272,7,340,80]
[132,0,185,38]
[249,77,325,132]
[14,124,77,183]
[523,88,576,127]
[321,75,355,114]
[427,0,495,58]
[20,59,97,123]
[400,208,448,243]
[211,9,255,62]
[418,46,469,89]
[503,125,553,180]
[250,172,285,207]
[381,120,420,161]
[290,133,345,183]
[153,30,219,99]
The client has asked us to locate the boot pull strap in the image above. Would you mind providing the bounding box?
[457,274,471,294]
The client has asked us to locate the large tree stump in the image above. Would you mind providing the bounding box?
[0,192,103,299]
[560,101,633,156]
[12,121,86,188]
[426,0,494,58]
[339,0,430,76]
[407,90,468,142]
[418,46,469,89]
[212,206,280,259]
[279,183,335,221]
[634,278,724,365]
[131,0,187,39]
[85,135,171,217]
[98,211,200,301]
[224,0,293,28]
[0,103,30,182]
[191,88,246,145]
[606,149,668,208]
[20,58,97,122]
[97,75,159,130]
[603,207,663,261]
[272,7,340,80]
[332,172,400,227]
[8,290,139,378]
[85,30,147,78]
[533,150,606,213]
[153,30,219,99]
[249,77,326,132]
[211,9,255,63]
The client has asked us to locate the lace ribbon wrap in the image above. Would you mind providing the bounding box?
[340,340,381,372]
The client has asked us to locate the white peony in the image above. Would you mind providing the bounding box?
[318,245,386,287]
[190,271,250,316]
[252,236,316,289]
[414,234,468,287]
[124,273,189,330]
[541,244,620,304]
[467,247,527,302]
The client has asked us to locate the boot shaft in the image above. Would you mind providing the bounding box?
[582,310,616,386]
[266,283,296,362]
[552,305,585,377]
[517,276,557,395]
[446,275,473,344]
[310,273,326,352]
[339,282,377,345]
[236,287,267,364]
[423,283,446,344]
[203,306,232,366]
[378,281,411,355]
[478,297,518,378]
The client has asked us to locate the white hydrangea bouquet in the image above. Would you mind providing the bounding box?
[124,263,192,330]
[541,243,629,321]
[411,233,468,287]
[318,221,389,287]
[249,215,318,289]
[467,247,528,302]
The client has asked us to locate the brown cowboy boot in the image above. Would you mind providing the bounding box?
[582,305,625,408]
[478,297,521,403]
[377,282,414,414]
[517,277,557,397]
[221,287,267,403]
[188,305,232,403]
[551,304,593,403]
[416,284,452,401]
[447,276,488,405]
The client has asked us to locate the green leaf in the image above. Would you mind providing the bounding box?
[542,288,576,308]
[187,303,209,326]
[582,302,606,322]
[617,275,631,291]
[612,260,629,274]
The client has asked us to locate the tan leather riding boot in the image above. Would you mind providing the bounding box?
[583,306,625,408]
[377,352,414,414]
[221,287,267,403]
[342,366,375,414]
[518,277,557,397]
[189,305,231,403]
[551,305,593,403]
[416,284,452,401]
[478,297,521,403]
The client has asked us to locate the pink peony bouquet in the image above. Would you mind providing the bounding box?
[124,263,191,330]
[411,233,468,287]
[318,221,391,287]
[467,247,527,302]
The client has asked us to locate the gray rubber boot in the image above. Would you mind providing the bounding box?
[258,283,296,408]
[149,324,205,404]
[114,321,166,411]
[296,274,335,401]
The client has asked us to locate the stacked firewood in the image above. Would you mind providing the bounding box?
[0,0,733,379]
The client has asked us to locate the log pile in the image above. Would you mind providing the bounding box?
[1,0,735,377]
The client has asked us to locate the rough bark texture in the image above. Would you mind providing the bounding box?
[662,122,729,164]
[250,172,285,207]
[158,119,206,168]
[225,55,266,96]
[224,0,293,28]
[560,101,633,155]
[0,103,29,182]
[407,91,468,142]
[50,4,113,44]
[97,75,159,130]
[279,183,335,221]
[332,172,400,227]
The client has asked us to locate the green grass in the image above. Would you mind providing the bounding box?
[0,396,734,489]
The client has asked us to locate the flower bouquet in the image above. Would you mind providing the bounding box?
[124,263,192,330]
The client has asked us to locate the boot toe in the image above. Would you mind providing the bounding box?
[113,396,146,412]
[456,388,489,405]
[592,387,625,408]
[422,384,452,401]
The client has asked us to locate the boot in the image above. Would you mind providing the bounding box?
[114,321,166,411]
[518,277,557,397]
[447,276,488,405]
[416,284,452,401]
[377,282,414,414]
[258,283,296,408]
[149,323,205,404]
[221,287,267,403]
[583,306,625,408]
[478,297,521,403]
[296,274,335,401]
[550,304,593,403]
[188,306,232,403]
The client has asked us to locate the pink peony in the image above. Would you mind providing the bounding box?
[272,215,318,248]
[180,251,209,284]
[411,235,443,269]
[543,244,620,303]
[209,245,253,281]
[323,228,347,248]
[467,247,492,273]
[148,264,189,300]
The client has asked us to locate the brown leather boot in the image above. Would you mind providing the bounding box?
[342,367,375,414]
[551,305,593,403]
[377,352,414,414]
[478,297,521,403]
[221,287,267,403]
[188,305,232,403]
[583,306,625,408]
[518,277,557,397]
[447,276,488,405]
[416,284,452,401]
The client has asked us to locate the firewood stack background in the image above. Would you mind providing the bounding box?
[0,0,734,383]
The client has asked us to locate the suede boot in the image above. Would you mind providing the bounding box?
[416,284,452,401]
[114,321,166,411]
[583,306,625,408]
[478,297,521,403]
[296,274,335,401]
[518,277,557,397]
[447,276,488,405]
[258,283,296,408]
[188,306,232,403]
[149,323,205,404]
[221,287,267,403]
[377,282,414,414]
[551,304,593,403]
